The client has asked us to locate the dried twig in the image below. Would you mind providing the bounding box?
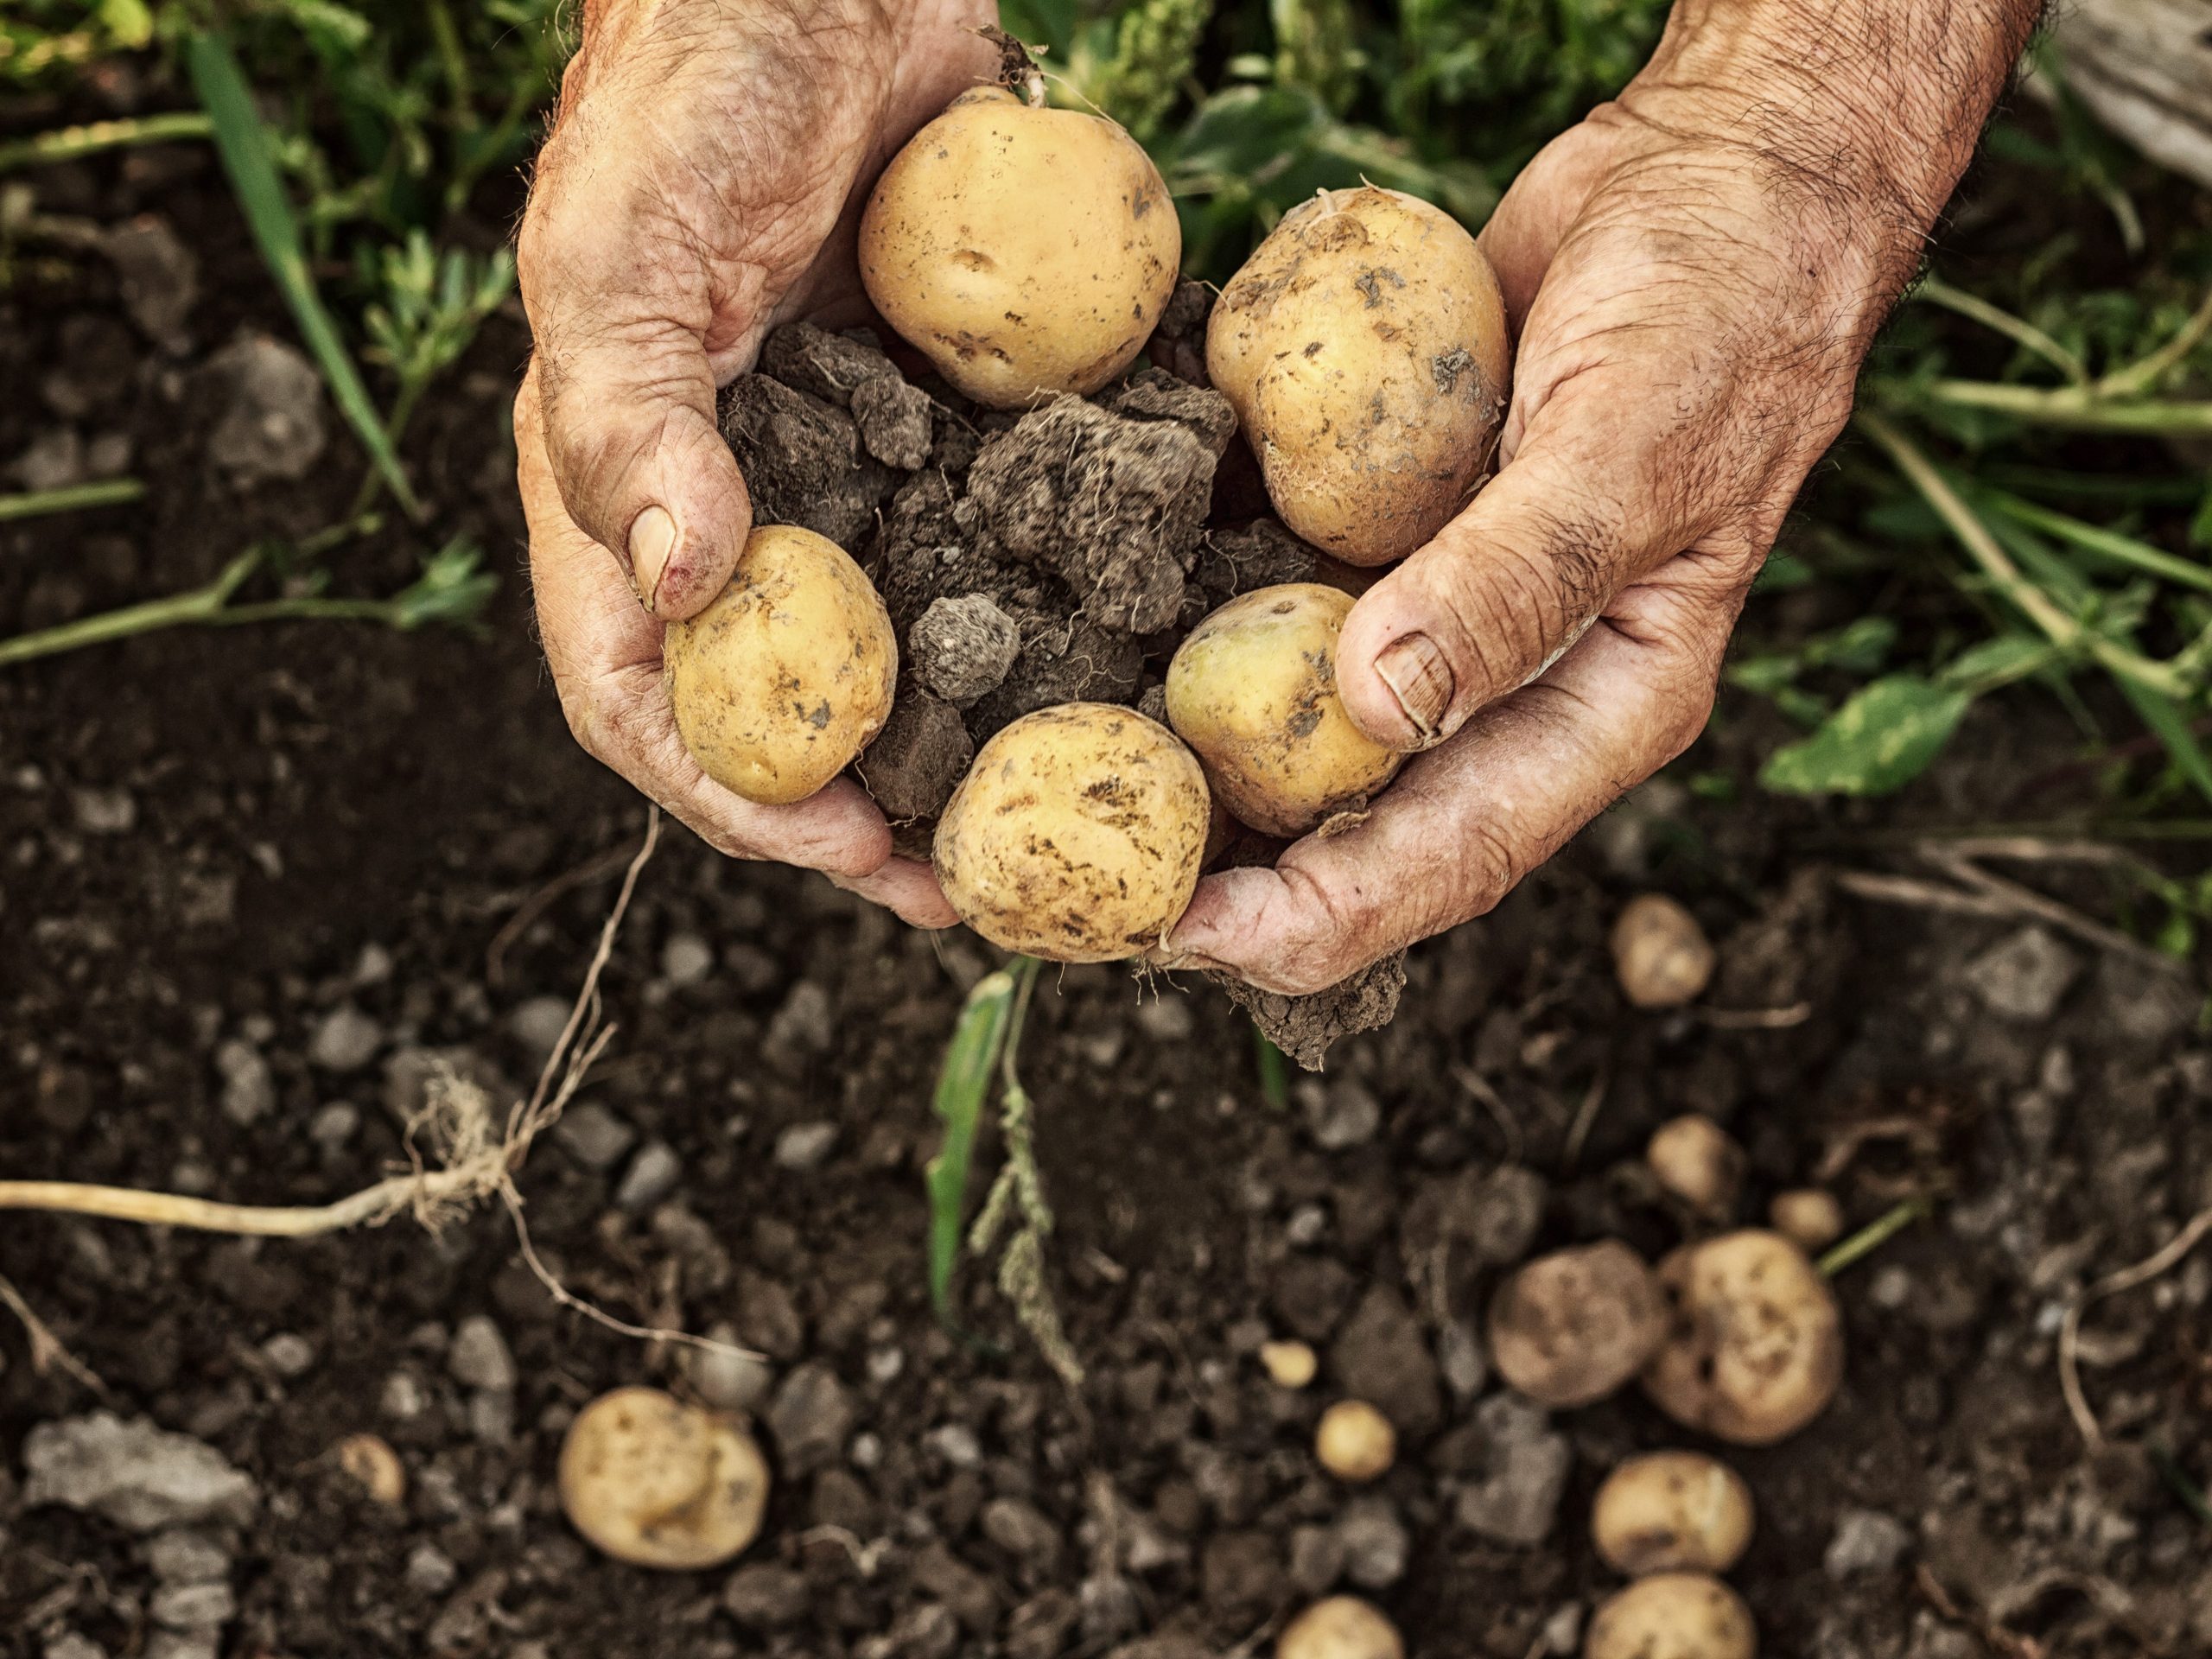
[0,1272,107,1397]
[483,831,648,988]
[1836,847,2184,976]
[2060,1202,2212,1449]
[0,809,752,1368]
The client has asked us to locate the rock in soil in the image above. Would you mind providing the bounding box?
[1452,1393,1572,1547]
[22,1414,258,1532]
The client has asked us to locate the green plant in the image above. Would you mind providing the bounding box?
[924,957,1081,1384]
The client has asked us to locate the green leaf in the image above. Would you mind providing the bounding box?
[1760,674,1973,797]
[188,30,422,520]
[924,970,1020,1325]
[1938,634,2059,694]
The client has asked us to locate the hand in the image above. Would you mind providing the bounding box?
[1168,0,2037,995]
[515,0,995,925]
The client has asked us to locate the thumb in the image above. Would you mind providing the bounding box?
[1334,408,1675,750]
[530,315,753,622]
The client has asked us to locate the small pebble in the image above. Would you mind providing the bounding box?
[259,1333,315,1378]
[447,1315,517,1392]
[614,1141,682,1212]
[554,1102,637,1170]
[308,1006,384,1072]
[774,1121,840,1171]
[404,1542,458,1596]
[660,932,714,986]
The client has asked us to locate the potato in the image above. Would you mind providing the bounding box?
[1643,1230,1844,1445]
[933,702,1209,963]
[333,1432,406,1508]
[1769,1189,1847,1254]
[1207,186,1510,565]
[558,1386,770,1570]
[1611,893,1716,1008]
[1585,1573,1756,1659]
[1260,1338,1319,1389]
[1647,1115,1745,1217]
[665,524,897,804]
[1166,584,1404,836]
[1487,1240,1668,1408]
[1314,1399,1396,1482]
[1278,1596,1404,1659]
[1591,1452,1756,1577]
[860,86,1179,407]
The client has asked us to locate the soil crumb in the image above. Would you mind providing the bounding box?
[1211,953,1408,1071]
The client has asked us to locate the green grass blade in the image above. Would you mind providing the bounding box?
[1253,1023,1288,1109]
[925,969,1020,1324]
[0,112,213,174]
[2116,677,2212,808]
[1990,493,2212,595]
[186,31,422,521]
[0,479,144,523]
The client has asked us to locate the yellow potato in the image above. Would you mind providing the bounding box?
[1166,584,1403,836]
[1647,1114,1745,1217]
[861,86,1179,407]
[1591,1452,1757,1577]
[1585,1573,1757,1659]
[1611,893,1716,1008]
[1643,1230,1844,1446]
[1487,1239,1669,1409]
[933,702,1209,962]
[1278,1596,1404,1659]
[1314,1399,1396,1483]
[1769,1189,1847,1253]
[1207,186,1510,565]
[664,524,898,804]
[557,1387,770,1571]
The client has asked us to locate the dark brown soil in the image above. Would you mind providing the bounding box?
[4,131,2211,1659]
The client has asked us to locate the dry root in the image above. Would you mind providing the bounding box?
[1,810,755,1381]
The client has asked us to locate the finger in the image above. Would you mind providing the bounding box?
[517,154,753,622]
[830,857,960,930]
[1333,360,1713,752]
[1171,563,1740,995]
[518,367,893,881]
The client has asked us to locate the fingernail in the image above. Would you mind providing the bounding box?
[1374,632,1454,746]
[627,505,677,608]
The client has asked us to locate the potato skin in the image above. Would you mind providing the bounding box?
[1166,583,1403,837]
[1488,1239,1669,1408]
[1207,186,1510,565]
[934,702,1209,963]
[1643,1230,1845,1446]
[861,87,1179,407]
[1591,1451,1756,1577]
[557,1387,769,1571]
[664,525,898,804]
[1278,1596,1404,1659]
[1585,1573,1757,1659]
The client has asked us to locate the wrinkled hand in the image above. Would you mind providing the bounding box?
[1169,5,2033,995]
[515,0,994,925]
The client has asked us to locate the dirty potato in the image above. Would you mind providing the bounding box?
[1278,1596,1405,1659]
[1643,1230,1845,1445]
[1166,583,1404,836]
[1647,1114,1746,1217]
[1611,893,1716,1008]
[933,702,1209,962]
[1207,186,1510,565]
[861,86,1179,407]
[1585,1573,1757,1659]
[1488,1239,1669,1408]
[557,1387,770,1570]
[1591,1451,1757,1577]
[664,524,897,804]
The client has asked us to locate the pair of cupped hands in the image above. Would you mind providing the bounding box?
[517,0,2031,994]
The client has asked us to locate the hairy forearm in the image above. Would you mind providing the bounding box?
[1630,0,2044,226]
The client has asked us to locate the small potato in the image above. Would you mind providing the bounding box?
[1488,1240,1668,1409]
[333,1432,406,1508]
[1769,1189,1847,1254]
[1643,1230,1844,1446]
[1648,1115,1745,1217]
[1208,186,1510,564]
[1166,584,1404,836]
[1591,1451,1756,1577]
[665,524,897,804]
[1278,1595,1404,1659]
[933,702,1209,963]
[861,86,1179,407]
[1260,1338,1319,1389]
[1314,1399,1396,1482]
[1585,1573,1756,1659]
[558,1386,770,1570]
[1611,893,1716,1008]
